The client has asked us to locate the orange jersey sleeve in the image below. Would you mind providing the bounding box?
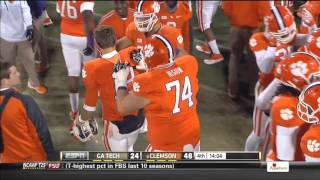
[98,9,134,39]
[57,0,95,36]
[83,55,125,121]
[159,25,185,51]
[300,125,320,159]
[132,55,200,151]
[269,95,307,161]
[271,95,305,128]
[249,32,269,52]
[83,59,99,111]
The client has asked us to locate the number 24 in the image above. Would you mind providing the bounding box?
[166,76,194,114]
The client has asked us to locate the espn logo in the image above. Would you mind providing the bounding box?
[267,161,289,172]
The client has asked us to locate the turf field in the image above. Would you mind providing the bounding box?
[18,1,258,152]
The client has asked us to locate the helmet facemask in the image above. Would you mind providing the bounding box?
[134,12,158,32]
[271,23,297,44]
[297,93,320,124]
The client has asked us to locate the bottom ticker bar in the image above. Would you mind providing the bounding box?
[1,161,319,171]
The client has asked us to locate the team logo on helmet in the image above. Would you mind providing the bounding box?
[307,139,320,152]
[290,61,308,77]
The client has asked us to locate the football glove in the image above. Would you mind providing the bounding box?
[113,63,130,91]
[83,32,94,56]
[25,26,34,41]
[70,115,95,142]
[131,48,147,70]
[130,49,143,64]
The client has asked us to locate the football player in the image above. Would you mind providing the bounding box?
[256,5,310,113]
[158,0,192,52]
[195,0,223,64]
[297,82,320,162]
[116,0,185,57]
[98,1,134,40]
[114,34,200,151]
[56,0,96,121]
[70,26,145,151]
[246,5,298,154]
[267,52,320,161]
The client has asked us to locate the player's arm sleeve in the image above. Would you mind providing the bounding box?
[23,95,55,160]
[254,47,276,73]
[249,36,276,73]
[256,78,282,111]
[21,1,33,27]
[181,21,190,52]
[131,75,154,99]
[181,5,192,52]
[83,66,98,112]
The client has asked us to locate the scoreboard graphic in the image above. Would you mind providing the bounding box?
[21,151,261,170]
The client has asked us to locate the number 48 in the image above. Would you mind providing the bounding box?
[165,76,194,114]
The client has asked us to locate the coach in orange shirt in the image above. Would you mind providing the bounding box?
[0,62,54,163]
[223,1,264,99]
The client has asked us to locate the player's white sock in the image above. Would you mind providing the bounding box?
[69,93,79,113]
[245,131,264,151]
[208,39,221,54]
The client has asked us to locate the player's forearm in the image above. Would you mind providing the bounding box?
[116,37,132,51]
[82,10,94,40]
[116,88,130,114]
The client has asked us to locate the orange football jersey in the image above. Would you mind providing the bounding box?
[125,22,185,54]
[83,49,139,121]
[132,55,200,151]
[158,2,192,52]
[98,8,134,40]
[57,1,95,36]
[268,94,309,161]
[249,32,275,88]
[300,124,320,159]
